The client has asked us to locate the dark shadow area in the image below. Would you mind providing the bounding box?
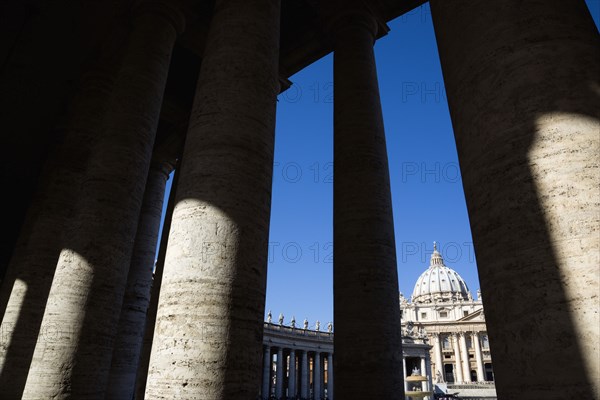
[430,1,599,398]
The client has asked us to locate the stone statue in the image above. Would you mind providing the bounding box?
[412,366,421,376]
[278,313,284,325]
[435,370,444,383]
[315,320,320,331]
[303,318,309,330]
[327,321,333,333]
[267,310,272,324]
[406,321,415,336]
[290,316,296,329]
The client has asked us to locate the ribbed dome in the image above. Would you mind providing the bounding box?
[412,242,470,303]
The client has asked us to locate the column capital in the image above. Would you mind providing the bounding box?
[321,1,389,42]
[134,0,187,35]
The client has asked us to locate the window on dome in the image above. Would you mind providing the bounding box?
[463,310,469,317]
[421,312,427,319]
[439,311,448,318]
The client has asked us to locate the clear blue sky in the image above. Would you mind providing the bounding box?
[159,1,599,330]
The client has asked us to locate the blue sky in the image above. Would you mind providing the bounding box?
[159,1,599,329]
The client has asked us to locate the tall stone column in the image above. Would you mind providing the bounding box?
[420,357,429,391]
[327,353,334,400]
[452,334,463,383]
[433,333,444,381]
[106,160,172,399]
[473,332,485,382]
[144,0,281,398]
[276,348,284,399]
[402,357,408,393]
[459,332,471,382]
[262,346,271,400]
[21,2,184,398]
[314,351,321,399]
[301,350,309,398]
[288,349,297,398]
[430,1,599,398]
[134,164,180,399]
[0,68,115,399]
[331,7,403,400]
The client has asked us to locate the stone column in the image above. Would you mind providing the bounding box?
[144,0,280,398]
[0,69,115,399]
[421,357,429,391]
[473,332,485,382]
[459,332,471,382]
[314,352,321,399]
[452,334,463,383]
[430,1,599,399]
[105,159,172,399]
[21,2,184,398]
[327,353,334,400]
[276,348,284,399]
[433,333,444,381]
[331,8,403,400]
[301,350,309,399]
[134,164,180,399]
[262,346,271,400]
[403,357,408,393]
[288,349,297,398]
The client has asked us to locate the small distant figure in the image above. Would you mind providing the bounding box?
[327,322,333,333]
[303,318,309,330]
[290,316,296,329]
[411,366,421,376]
[267,310,272,324]
[278,313,284,325]
[315,320,320,331]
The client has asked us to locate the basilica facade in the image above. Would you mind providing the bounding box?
[400,244,496,396]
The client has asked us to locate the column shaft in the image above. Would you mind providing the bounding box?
[433,334,444,382]
[262,346,271,400]
[459,333,471,382]
[288,349,296,398]
[430,1,599,398]
[22,3,183,398]
[0,69,115,399]
[403,357,408,393]
[314,352,321,399]
[332,10,403,400]
[452,334,463,383]
[421,357,428,391]
[106,160,171,399]
[327,353,334,399]
[473,332,485,382]
[276,348,284,398]
[144,0,281,398]
[301,350,309,398]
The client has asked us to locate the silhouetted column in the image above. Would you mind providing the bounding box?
[144,0,280,398]
[331,7,404,400]
[21,1,185,398]
[301,350,309,398]
[430,1,599,398]
[276,348,284,398]
[314,352,321,399]
[327,353,334,400]
[106,159,172,399]
[403,357,408,392]
[452,334,463,383]
[262,346,271,400]
[473,332,485,382]
[0,68,115,400]
[459,332,470,382]
[288,349,296,397]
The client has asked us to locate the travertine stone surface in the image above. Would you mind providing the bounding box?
[0,69,115,399]
[332,9,404,400]
[430,1,600,398]
[106,160,172,400]
[21,3,184,398]
[145,0,280,398]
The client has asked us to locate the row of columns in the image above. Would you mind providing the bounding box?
[432,332,487,383]
[0,0,597,399]
[261,346,333,399]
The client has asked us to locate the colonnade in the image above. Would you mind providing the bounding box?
[261,346,334,400]
[0,0,598,399]
[431,332,488,383]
